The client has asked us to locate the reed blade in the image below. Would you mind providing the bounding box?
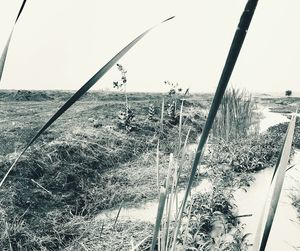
[171,1,259,247]
[160,98,165,134]
[15,0,27,23]
[113,200,124,228]
[156,140,160,189]
[150,187,167,251]
[255,114,297,251]
[0,16,175,187]
[0,31,13,82]
[0,0,27,82]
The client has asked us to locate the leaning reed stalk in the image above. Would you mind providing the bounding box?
[150,186,167,251]
[253,117,292,249]
[182,199,194,250]
[0,0,27,83]
[170,1,259,248]
[156,140,160,189]
[178,101,184,151]
[160,154,173,250]
[160,98,165,135]
[254,112,297,251]
[0,16,175,188]
[164,162,179,250]
[176,128,191,186]
[113,200,124,228]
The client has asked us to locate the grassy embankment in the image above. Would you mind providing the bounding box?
[67,93,300,250]
[0,90,208,250]
[1,91,300,250]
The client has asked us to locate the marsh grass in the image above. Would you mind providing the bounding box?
[212,88,255,141]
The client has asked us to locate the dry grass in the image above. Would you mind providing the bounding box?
[0,91,207,250]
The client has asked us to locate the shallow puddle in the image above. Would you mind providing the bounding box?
[96,178,212,224]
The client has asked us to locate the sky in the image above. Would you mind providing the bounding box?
[0,0,299,94]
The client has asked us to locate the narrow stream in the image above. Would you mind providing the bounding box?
[96,177,212,224]
[97,107,300,250]
[234,108,300,250]
[258,107,289,133]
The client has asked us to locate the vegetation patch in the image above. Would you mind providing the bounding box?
[0,92,207,250]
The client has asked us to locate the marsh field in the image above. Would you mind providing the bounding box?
[0,89,300,251]
[1,0,300,250]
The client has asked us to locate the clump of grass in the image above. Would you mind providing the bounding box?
[208,125,288,173]
[292,194,300,218]
[62,219,153,251]
[178,190,248,251]
[267,118,300,149]
[212,88,256,141]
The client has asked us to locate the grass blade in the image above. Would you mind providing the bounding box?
[156,140,160,189]
[0,31,13,82]
[160,98,165,135]
[255,113,297,251]
[0,0,27,82]
[182,199,194,250]
[151,187,167,251]
[15,0,27,23]
[0,16,175,188]
[171,1,259,248]
[132,235,151,251]
[113,200,124,228]
[253,109,298,249]
[178,101,184,150]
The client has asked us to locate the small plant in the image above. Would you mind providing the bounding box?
[113,64,136,131]
[113,64,127,90]
[148,103,156,120]
[285,90,292,97]
[163,81,185,125]
[113,63,128,108]
[167,101,177,124]
[117,107,135,132]
[164,81,183,97]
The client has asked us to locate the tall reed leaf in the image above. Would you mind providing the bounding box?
[151,186,167,251]
[171,0,259,247]
[0,16,175,187]
[254,111,298,249]
[254,113,297,251]
[0,0,27,82]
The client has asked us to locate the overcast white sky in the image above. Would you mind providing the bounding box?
[0,0,299,93]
